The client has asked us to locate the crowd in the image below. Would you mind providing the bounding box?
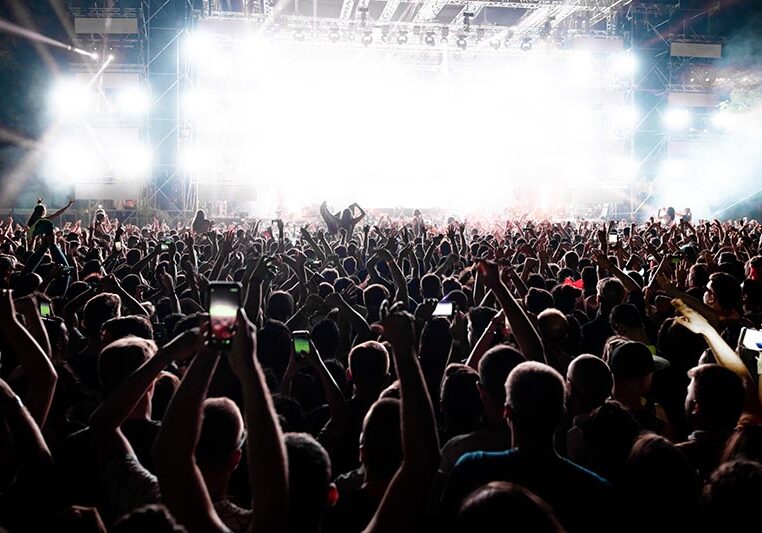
[0,198,762,533]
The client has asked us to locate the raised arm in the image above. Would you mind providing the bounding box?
[46,198,75,220]
[0,290,57,428]
[477,260,546,364]
[591,249,640,294]
[364,312,440,533]
[152,325,229,533]
[673,298,762,416]
[228,309,290,533]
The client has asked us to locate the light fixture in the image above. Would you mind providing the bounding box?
[381,26,390,43]
[294,29,305,42]
[328,26,340,42]
[424,32,435,46]
[441,27,449,44]
[662,107,692,130]
[490,37,501,50]
[397,31,408,45]
[520,36,532,51]
[362,30,372,46]
[456,35,467,50]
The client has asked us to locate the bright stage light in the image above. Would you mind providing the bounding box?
[47,141,97,181]
[710,110,735,130]
[114,143,152,177]
[660,158,687,179]
[611,156,640,180]
[185,31,215,64]
[663,107,692,130]
[613,106,640,130]
[116,86,150,115]
[614,53,638,76]
[50,79,91,117]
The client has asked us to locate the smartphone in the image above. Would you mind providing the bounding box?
[608,231,618,245]
[739,327,762,351]
[671,254,682,265]
[39,300,52,318]
[293,330,311,360]
[433,302,454,317]
[115,241,123,251]
[207,281,242,347]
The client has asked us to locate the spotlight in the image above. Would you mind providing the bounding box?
[362,30,373,46]
[662,107,692,130]
[441,27,449,44]
[50,79,91,117]
[116,86,150,115]
[520,37,532,51]
[476,28,485,42]
[328,27,340,42]
[615,53,638,76]
[344,31,355,41]
[613,106,640,130]
[397,31,408,45]
[490,38,501,49]
[294,29,305,42]
[456,35,467,50]
[710,110,735,130]
[424,32,435,46]
[381,26,390,43]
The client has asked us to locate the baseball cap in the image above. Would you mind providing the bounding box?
[609,341,669,379]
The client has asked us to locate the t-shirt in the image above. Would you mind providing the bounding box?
[442,449,613,533]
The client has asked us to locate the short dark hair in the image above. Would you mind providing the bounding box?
[196,397,244,468]
[566,354,613,412]
[505,362,565,436]
[478,346,525,407]
[457,482,564,533]
[98,337,157,396]
[363,284,390,310]
[257,319,292,380]
[688,364,744,431]
[610,303,643,330]
[708,272,742,313]
[267,291,294,323]
[82,293,121,337]
[361,398,402,480]
[468,306,498,343]
[441,364,483,434]
[102,315,154,341]
[111,504,187,533]
[285,433,332,530]
[703,460,762,532]
[525,287,554,316]
[421,273,443,299]
[597,278,625,308]
[349,341,389,391]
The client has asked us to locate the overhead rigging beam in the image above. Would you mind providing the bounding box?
[379,0,402,21]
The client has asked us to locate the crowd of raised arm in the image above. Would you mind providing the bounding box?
[0,202,762,532]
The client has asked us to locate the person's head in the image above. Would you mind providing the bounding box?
[196,397,244,479]
[478,346,525,421]
[596,277,626,311]
[348,341,390,396]
[562,250,579,271]
[101,315,154,345]
[722,425,762,464]
[566,354,613,415]
[702,460,762,533]
[609,303,644,338]
[267,291,294,323]
[704,272,742,315]
[688,263,710,289]
[82,293,122,340]
[98,337,158,416]
[468,306,498,347]
[685,364,744,432]
[551,284,582,314]
[110,504,186,533]
[609,341,657,397]
[504,362,565,443]
[420,273,443,300]
[537,309,568,346]
[310,318,341,361]
[456,482,564,533]
[622,433,699,529]
[363,284,390,322]
[284,433,334,532]
[581,266,599,297]
[440,364,483,437]
[359,398,402,482]
[256,319,292,381]
[525,287,554,316]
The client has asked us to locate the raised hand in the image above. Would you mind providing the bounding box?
[228,309,257,381]
[672,298,711,335]
[476,259,501,290]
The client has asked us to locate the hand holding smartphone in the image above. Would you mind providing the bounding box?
[432,302,454,317]
[293,330,311,361]
[207,281,242,347]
